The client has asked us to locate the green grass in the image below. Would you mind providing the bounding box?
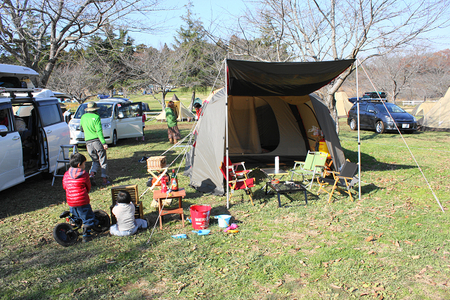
[1,111,450,299]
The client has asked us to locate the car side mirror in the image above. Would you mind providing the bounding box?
[0,125,8,137]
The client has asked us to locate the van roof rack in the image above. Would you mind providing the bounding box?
[360,98,386,102]
[0,87,36,99]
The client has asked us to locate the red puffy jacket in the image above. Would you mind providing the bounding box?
[62,167,91,207]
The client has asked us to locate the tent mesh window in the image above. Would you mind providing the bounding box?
[255,99,279,152]
[289,104,310,150]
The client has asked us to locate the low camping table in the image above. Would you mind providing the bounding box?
[153,188,186,230]
[260,168,290,179]
[260,168,290,192]
[266,181,307,207]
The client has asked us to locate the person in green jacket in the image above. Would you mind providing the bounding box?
[165,100,181,144]
[80,102,110,186]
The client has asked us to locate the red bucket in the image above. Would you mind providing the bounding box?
[190,205,211,229]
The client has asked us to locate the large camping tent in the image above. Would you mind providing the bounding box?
[411,102,436,118]
[185,59,354,196]
[335,91,353,118]
[419,87,450,131]
[155,94,194,121]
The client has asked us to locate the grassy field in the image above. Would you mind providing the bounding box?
[1,99,450,299]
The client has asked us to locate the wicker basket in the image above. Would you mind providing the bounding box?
[147,156,166,171]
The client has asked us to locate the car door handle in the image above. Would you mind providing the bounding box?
[12,136,20,141]
[46,130,52,134]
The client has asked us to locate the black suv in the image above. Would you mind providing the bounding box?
[347,101,417,134]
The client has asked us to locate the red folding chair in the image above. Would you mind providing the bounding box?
[220,161,255,205]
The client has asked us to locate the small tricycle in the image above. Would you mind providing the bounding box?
[53,209,111,247]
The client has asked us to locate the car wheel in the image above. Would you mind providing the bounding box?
[112,130,118,146]
[349,119,357,131]
[375,121,385,134]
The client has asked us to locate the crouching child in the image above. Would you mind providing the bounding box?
[62,153,100,243]
[110,190,148,236]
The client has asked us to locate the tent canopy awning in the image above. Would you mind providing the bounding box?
[227,59,355,97]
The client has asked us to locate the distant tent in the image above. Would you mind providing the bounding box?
[335,91,353,118]
[185,59,354,195]
[155,94,194,121]
[419,87,450,131]
[411,101,436,118]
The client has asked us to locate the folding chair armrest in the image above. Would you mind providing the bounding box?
[336,175,354,180]
[292,161,305,169]
[235,170,250,178]
[235,169,250,175]
[232,161,247,169]
[326,170,339,176]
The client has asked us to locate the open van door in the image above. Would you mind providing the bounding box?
[0,103,24,190]
[36,99,70,174]
[116,102,143,139]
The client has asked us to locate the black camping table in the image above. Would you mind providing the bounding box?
[266,181,307,207]
[260,168,290,192]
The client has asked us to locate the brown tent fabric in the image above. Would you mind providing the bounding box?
[227,59,355,96]
[186,59,353,195]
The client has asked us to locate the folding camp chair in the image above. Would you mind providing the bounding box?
[224,157,251,180]
[317,161,358,203]
[220,162,255,205]
[290,151,328,189]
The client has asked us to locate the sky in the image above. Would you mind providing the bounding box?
[129,0,450,52]
[129,0,249,48]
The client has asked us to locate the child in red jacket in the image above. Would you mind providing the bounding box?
[62,152,99,242]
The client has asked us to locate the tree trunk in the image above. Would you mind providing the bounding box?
[39,60,57,88]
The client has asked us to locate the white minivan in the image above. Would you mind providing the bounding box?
[0,64,70,192]
[68,99,143,146]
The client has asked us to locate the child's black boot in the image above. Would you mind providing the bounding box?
[82,227,93,243]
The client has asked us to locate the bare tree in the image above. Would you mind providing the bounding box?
[124,44,190,109]
[237,0,450,126]
[0,0,163,87]
[343,48,450,102]
[46,58,98,102]
[363,49,428,102]
[414,49,450,99]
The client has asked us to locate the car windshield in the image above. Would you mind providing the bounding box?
[377,103,406,113]
[73,103,114,119]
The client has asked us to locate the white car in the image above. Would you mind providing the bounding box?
[0,64,70,192]
[69,99,143,146]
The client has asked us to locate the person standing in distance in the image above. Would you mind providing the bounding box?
[80,101,110,186]
[165,100,181,144]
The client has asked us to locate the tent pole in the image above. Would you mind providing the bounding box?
[225,59,230,209]
[356,59,361,201]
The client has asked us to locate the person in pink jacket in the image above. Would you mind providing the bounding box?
[62,152,99,242]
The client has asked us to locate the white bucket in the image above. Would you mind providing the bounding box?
[216,215,232,228]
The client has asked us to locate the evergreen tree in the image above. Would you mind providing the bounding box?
[173,2,216,91]
[85,28,136,95]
